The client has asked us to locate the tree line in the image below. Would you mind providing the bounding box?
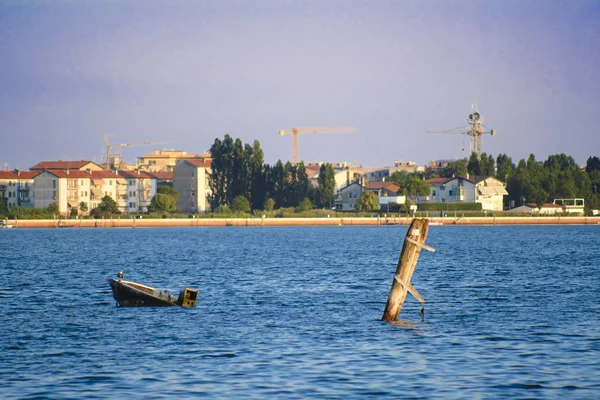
[209,134,336,212]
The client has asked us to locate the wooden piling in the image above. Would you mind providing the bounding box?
[382,218,434,322]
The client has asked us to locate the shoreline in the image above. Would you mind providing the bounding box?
[4,216,600,228]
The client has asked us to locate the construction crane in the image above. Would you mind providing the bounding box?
[104,135,172,170]
[278,127,356,164]
[426,107,496,158]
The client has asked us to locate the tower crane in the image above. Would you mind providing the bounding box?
[277,127,356,164]
[104,135,173,170]
[426,107,496,158]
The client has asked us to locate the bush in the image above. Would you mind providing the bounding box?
[264,198,275,212]
[297,198,313,212]
[214,204,231,214]
[149,193,176,212]
[231,195,251,213]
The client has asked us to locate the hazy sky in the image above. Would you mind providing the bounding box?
[1,0,599,170]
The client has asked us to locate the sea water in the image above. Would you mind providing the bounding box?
[0,225,599,399]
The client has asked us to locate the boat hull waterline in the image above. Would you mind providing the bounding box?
[108,278,198,307]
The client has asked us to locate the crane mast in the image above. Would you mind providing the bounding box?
[426,108,496,158]
[278,127,355,164]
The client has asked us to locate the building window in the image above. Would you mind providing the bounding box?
[53,181,56,189]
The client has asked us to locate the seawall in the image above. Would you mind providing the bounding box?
[5,216,600,228]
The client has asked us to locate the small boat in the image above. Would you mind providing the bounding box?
[108,277,198,307]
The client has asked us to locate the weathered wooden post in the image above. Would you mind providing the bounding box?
[382,218,435,322]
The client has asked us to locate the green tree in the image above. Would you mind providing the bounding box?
[0,200,8,217]
[157,186,179,203]
[467,152,481,176]
[47,202,59,214]
[442,158,468,178]
[231,195,251,213]
[496,153,514,183]
[295,162,310,204]
[208,134,234,209]
[390,171,430,200]
[357,190,379,211]
[406,178,430,199]
[298,197,313,212]
[249,140,266,210]
[318,163,336,208]
[585,156,600,174]
[479,153,495,176]
[79,201,88,213]
[90,196,118,218]
[270,160,286,208]
[264,197,275,211]
[149,193,175,212]
[70,206,78,217]
[98,195,118,213]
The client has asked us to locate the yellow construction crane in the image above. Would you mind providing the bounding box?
[426,107,496,158]
[104,135,173,170]
[278,127,356,164]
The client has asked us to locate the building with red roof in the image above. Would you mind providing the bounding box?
[0,169,40,209]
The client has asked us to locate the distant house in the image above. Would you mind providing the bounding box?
[172,159,212,213]
[423,175,507,211]
[335,180,404,211]
[366,181,405,211]
[0,170,39,209]
[335,181,363,211]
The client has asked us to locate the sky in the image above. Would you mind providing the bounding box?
[1,0,599,170]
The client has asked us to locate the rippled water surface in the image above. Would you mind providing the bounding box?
[1,225,599,399]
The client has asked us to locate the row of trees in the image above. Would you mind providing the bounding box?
[209,135,336,212]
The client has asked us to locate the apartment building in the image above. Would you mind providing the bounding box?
[172,159,212,213]
[0,170,39,209]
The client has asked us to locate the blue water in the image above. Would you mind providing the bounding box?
[1,225,599,399]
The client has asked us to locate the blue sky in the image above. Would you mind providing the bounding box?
[1,0,599,170]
